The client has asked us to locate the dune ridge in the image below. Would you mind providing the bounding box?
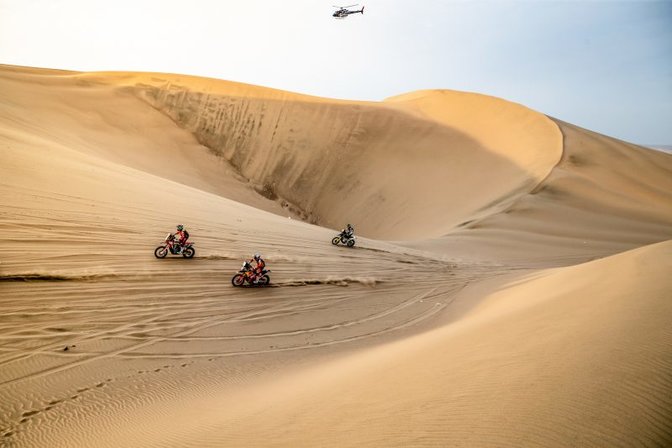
[1,65,672,447]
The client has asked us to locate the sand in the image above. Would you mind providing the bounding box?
[1,64,671,447]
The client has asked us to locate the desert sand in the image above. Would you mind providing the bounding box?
[1,64,671,447]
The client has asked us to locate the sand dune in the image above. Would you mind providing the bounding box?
[78,70,563,239]
[1,64,671,447]
[121,241,671,448]
[413,119,672,263]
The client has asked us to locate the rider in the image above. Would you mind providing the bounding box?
[248,253,266,281]
[175,224,190,253]
[342,223,354,239]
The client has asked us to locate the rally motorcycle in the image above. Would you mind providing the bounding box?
[154,233,195,259]
[332,231,355,247]
[231,261,271,287]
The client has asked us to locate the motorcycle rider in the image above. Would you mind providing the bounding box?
[175,224,190,254]
[248,253,266,282]
[341,223,354,239]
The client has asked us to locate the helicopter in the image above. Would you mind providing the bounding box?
[332,4,364,19]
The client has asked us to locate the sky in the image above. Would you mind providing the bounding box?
[1,0,671,144]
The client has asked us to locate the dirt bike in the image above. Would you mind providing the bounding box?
[231,261,271,287]
[154,233,195,258]
[332,232,355,247]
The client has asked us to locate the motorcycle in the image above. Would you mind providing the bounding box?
[154,233,195,259]
[332,231,355,247]
[231,261,271,287]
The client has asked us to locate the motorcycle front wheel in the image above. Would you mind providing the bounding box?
[182,247,195,258]
[331,237,341,246]
[154,246,168,258]
[232,274,245,287]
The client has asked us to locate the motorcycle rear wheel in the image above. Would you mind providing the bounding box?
[346,239,355,247]
[257,274,270,286]
[182,247,195,258]
[232,274,245,287]
[154,246,168,258]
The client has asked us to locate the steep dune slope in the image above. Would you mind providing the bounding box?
[79,71,563,239]
[4,65,670,254]
[78,71,672,259]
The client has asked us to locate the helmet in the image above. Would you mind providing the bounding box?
[254,253,261,260]
[176,225,184,231]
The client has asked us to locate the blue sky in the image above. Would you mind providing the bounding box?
[1,0,670,144]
